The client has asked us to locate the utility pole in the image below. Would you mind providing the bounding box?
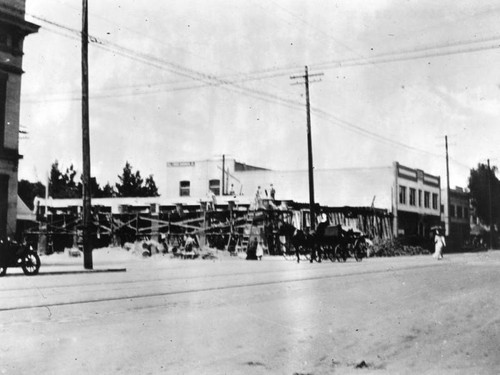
[487,159,493,250]
[291,66,323,230]
[81,0,93,269]
[222,154,225,196]
[445,136,450,237]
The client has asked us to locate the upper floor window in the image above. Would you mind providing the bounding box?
[418,189,422,207]
[209,179,220,196]
[457,206,463,218]
[399,186,406,205]
[450,204,456,217]
[432,193,438,210]
[179,180,190,196]
[424,191,430,208]
[409,188,416,206]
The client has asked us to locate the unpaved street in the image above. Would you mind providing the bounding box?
[1,251,499,374]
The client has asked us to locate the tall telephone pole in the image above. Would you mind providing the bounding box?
[291,66,323,230]
[487,159,493,250]
[222,154,225,196]
[445,136,450,236]
[81,0,93,269]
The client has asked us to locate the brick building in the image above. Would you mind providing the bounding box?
[0,0,38,238]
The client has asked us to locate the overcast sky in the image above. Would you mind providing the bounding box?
[18,0,500,196]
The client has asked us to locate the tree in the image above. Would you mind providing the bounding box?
[115,162,159,197]
[143,174,159,197]
[100,182,116,198]
[47,161,115,199]
[49,161,81,198]
[468,163,500,226]
[18,180,46,210]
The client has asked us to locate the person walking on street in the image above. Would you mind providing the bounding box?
[433,228,446,260]
[256,240,264,260]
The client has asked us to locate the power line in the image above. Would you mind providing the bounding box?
[312,34,500,71]
[20,7,478,172]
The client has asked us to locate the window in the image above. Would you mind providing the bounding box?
[418,190,422,207]
[409,188,416,206]
[399,186,406,205]
[464,207,469,219]
[179,180,190,196]
[457,206,463,218]
[209,179,220,196]
[450,204,456,217]
[432,193,438,210]
[424,191,430,208]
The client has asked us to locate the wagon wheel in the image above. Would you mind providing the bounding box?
[319,246,329,262]
[324,245,336,262]
[353,240,365,262]
[22,252,41,276]
[334,244,347,262]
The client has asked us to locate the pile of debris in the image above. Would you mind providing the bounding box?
[370,238,431,257]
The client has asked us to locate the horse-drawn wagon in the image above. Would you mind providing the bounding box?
[278,221,369,263]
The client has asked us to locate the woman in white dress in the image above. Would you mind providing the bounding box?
[256,240,264,260]
[433,229,446,260]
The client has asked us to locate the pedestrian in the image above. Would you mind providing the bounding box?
[255,186,262,208]
[256,240,264,260]
[270,184,276,200]
[433,228,446,260]
[229,183,235,196]
[207,190,216,210]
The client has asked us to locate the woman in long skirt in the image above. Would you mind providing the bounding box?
[433,229,446,260]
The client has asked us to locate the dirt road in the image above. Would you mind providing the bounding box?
[1,251,499,374]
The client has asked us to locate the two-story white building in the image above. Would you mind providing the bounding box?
[166,158,442,237]
[392,162,442,237]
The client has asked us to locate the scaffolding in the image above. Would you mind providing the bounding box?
[24,200,393,255]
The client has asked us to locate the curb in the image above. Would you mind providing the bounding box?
[2,268,127,277]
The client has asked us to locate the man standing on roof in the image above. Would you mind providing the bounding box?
[255,186,262,209]
[270,184,276,200]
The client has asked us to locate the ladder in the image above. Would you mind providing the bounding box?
[239,208,257,252]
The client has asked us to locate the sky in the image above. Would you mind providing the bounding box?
[17,0,500,196]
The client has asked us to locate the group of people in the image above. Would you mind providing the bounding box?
[254,184,276,209]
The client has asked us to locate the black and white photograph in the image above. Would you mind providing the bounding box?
[1,0,500,373]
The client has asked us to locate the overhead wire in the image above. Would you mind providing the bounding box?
[16,4,488,171]
[260,0,486,172]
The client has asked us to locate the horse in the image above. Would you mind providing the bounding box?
[277,221,317,263]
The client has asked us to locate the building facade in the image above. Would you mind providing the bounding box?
[166,158,442,238]
[0,0,38,238]
[166,157,394,209]
[442,187,470,248]
[392,162,442,237]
